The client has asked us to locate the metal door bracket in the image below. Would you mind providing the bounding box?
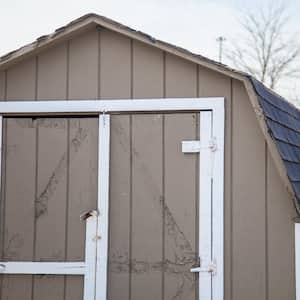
[190,259,217,276]
[182,138,218,153]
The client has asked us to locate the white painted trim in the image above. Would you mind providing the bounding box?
[0,262,86,274]
[83,211,98,300]
[211,100,225,300]
[0,98,223,115]
[0,98,224,300]
[95,114,110,300]
[199,111,213,300]
[296,223,300,300]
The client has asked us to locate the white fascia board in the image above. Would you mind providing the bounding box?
[0,98,224,115]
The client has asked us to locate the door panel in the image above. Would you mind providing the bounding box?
[0,117,98,300]
[108,113,199,300]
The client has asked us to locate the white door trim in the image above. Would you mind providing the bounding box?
[0,98,224,300]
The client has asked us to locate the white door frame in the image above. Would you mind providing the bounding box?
[0,97,224,300]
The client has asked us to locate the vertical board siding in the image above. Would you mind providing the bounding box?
[132,41,164,98]
[34,43,68,300]
[165,54,197,300]
[101,29,132,300]
[131,115,163,300]
[68,29,99,100]
[131,40,164,300]
[232,80,266,300]
[198,66,232,300]
[2,57,37,299]
[267,150,296,300]
[108,115,131,300]
[0,72,5,100]
[33,119,67,300]
[165,53,197,98]
[37,43,68,100]
[164,114,198,300]
[100,29,131,99]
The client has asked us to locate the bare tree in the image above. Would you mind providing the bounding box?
[227,3,300,90]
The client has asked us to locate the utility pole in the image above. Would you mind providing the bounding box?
[216,36,226,63]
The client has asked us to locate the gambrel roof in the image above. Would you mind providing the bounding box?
[1,13,300,212]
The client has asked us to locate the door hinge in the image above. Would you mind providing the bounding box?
[182,138,217,153]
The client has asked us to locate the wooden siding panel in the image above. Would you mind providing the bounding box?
[232,80,266,300]
[33,119,68,300]
[1,57,37,299]
[68,29,99,100]
[164,113,197,300]
[165,53,197,98]
[267,151,296,300]
[198,66,232,300]
[0,71,5,100]
[6,58,36,100]
[101,29,132,300]
[100,29,131,99]
[1,119,36,299]
[133,41,163,98]
[108,115,131,300]
[131,114,163,300]
[37,43,68,100]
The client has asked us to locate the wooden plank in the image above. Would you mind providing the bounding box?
[1,57,37,300]
[100,29,131,99]
[108,115,131,300]
[34,44,68,299]
[267,150,296,300]
[0,71,5,100]
[68,29,99,100]
[130,42,164,300]
[198,66,232,300]
[1,118,36,299]
[100,28,131,300]
[164,113,197,300]
[131,114,163,300]
[231,80,266,300]
[33,118,67,300]
[66,28,99,300]
[37,43,68,100]
[132,40,163,98]
[165,53,197,98]
[6,58,36,100]
[164,54,197,299]
[66,118,98,262]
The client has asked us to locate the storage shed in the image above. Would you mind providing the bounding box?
[0,13,299,300]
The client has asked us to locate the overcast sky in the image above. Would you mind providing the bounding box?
[1,0,300,101]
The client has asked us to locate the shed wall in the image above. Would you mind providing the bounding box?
[0,26,297,299]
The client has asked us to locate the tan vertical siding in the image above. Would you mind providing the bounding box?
[232,80,266,300]
[100,29,131,99]
[165,53,197,98]
[198,67,232,300]
[33,44,68,300]
[0,72,5,100]
[131,40,164,300]
[101,30,132,300]
[267,150,296,300]
[68,29,99,100]
[37,43,68,100]
[132,41,164,98]
[165,54,197,300]
[2,57,37,299]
